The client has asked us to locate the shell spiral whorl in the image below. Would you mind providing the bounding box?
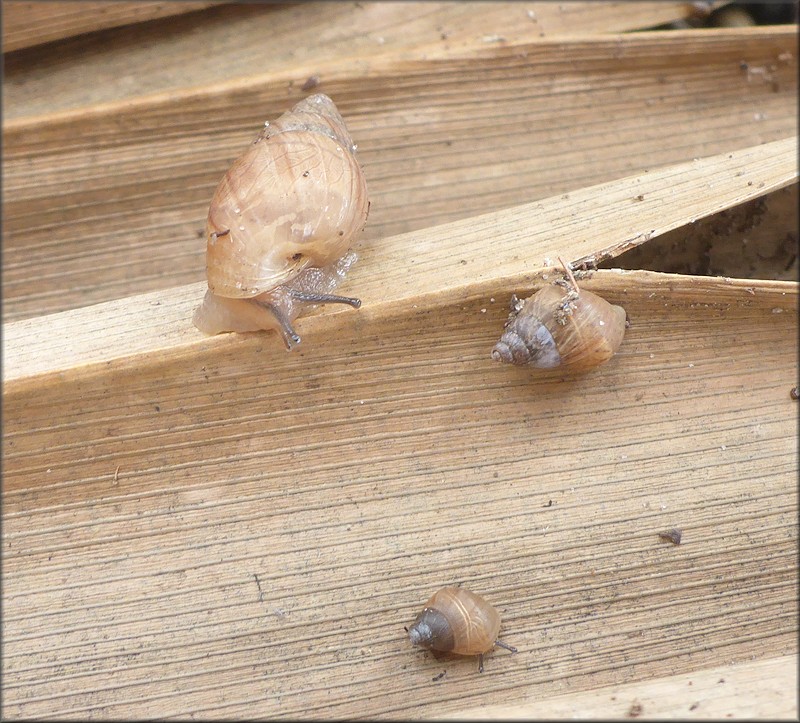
[491,273,627,372]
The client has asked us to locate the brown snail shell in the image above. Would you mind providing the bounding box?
[491,274,627,372]
[407,587,517,672]
[192,93,369,348]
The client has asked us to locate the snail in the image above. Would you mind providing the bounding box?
[491,258,627,371]
[406,586,517,672]
[192,93,370,348]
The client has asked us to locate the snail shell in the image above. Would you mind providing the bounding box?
[407,587,516,671]
[491,282,626,371]
[192,93,369,348]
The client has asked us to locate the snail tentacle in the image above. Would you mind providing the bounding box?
[254,299,302,349]
[288,289,361,308]
[494,639,518,653]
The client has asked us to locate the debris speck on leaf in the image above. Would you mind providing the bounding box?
[658,528,682,545]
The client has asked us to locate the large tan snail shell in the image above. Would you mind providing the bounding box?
[407,587,501,656]
[491,284,626,371]
[193,93,369,346]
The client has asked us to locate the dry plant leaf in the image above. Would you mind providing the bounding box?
[2,27,796,321]
[438,655,798,719]
[0,1,223,53]
[2,15,797,719]
[3,135,796,388]
[604,184,799,280]
[3,1,696,114]
[3,254,796,718]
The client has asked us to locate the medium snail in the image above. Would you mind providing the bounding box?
[192,93,369,348]
[491,258,627,371]
[406,586,517,672]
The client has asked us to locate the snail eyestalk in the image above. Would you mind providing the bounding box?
[494,639,518,653]
[288,289,361,308]
[255,299,302,349]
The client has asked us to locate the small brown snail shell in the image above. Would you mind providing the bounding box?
[192,93,369,348]
[491,259,626,371]
[406,587,517,672]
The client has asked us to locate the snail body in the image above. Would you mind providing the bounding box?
[407,587,516,672]
[492,261,626,371]
[192,93,369,348]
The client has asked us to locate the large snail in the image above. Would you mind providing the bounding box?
[406,587,517,672]
[192,93,370,348]
[491,258,627,371]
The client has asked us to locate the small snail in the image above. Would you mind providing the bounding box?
[192,93,369,348]
[406,586,517,672]
[491,258,627,371]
